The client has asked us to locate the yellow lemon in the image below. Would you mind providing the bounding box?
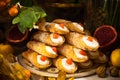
[0,44,14,54]
[111,49,120,67]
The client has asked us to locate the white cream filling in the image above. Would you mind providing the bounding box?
[73,22,84,31]
[54,23,68,31]
[50,33,64,44]
[37,55,49,65]
[82,36,99,48]
[62,58,75,70]
[73,48,87,59]
[46,46,56,55]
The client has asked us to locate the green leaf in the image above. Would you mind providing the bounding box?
[12,6,47,33]
[12,17,20,24]
[19,8,37,28]
[18,24,26,33]
[35,11,47,19]
[31,6,47,18]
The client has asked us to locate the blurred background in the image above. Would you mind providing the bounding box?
[0,0,120,34]
[0,0,120,80]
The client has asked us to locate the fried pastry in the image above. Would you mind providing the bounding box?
[66,22,85,34]
[33,31,65,46]
[94,52,108,64]
[38,22,69,34]
[78,60,93,69]
[65,32,99,51]
[58,44,89,63]
[22,50,52,69]
[87,50,99,59]
[53,19,85,34]
[52,19,70,24]
[27,41,58,58]
[78,36,99,51]
[53,56,78,73]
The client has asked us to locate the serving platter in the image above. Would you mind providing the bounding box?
[17,54,98,78]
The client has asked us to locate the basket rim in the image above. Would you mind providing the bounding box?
[94,25,118,48]
[6,25,29,43]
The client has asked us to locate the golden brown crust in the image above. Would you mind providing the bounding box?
[53,19,85,34]
[78,60,93,69]
[87,51,99,59]
[22,50,52,69]
[79,36,99,51]
[94,53,108,64]
[38,21,69,34]
[52,19,70,24]
[65,32,99,51]
[53,56,78,73]
[66,22,85,34]
[33,31,65,46]
[58,44,88,63]
[48,23,69,34]
[65,32,84,48]
[27,41,58,58]
[38,23,48,31]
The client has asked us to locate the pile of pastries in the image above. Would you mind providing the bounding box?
[22,19,108,74]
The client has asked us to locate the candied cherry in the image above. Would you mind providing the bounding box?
[66,58,73,65]
[79,50,86,56]
[40,56,47,61]
[52,47,57,52]
[59,23,64,28]
[53,33,59,39]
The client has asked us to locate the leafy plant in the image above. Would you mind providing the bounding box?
[85,0,120,34]
[12,6,47,33]
[103,0,120,33]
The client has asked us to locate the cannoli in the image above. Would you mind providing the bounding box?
[94,52,108,64]
[22,50,52,69]
[38,22,69,34]
[87,50,99,59]
[27,41,58,58]
[53,19,85,34]
[65,32,99,51]
[78,36,99,51]
[52,19,70,24]
[53,56,78,73]
[33,31,65,46]
[38,22,50,31]
[78,60,93,69]
[58,44,89,63]
[66,22,85,34]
